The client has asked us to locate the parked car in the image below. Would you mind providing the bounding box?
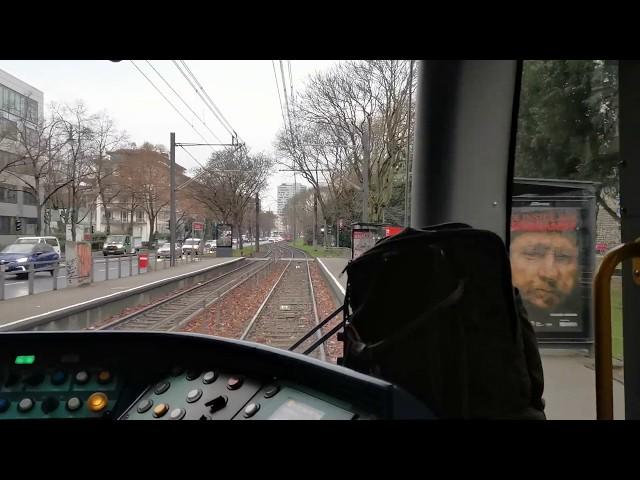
[204,240,216,253]
[156,242,182,259]
[0,243,59,279]
[181,238,202,255]
[102,235,134,256]
[15,236,62,256]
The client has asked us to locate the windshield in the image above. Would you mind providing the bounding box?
[15,238,39,245]
[2,244,34,254]
[106,236,126,243]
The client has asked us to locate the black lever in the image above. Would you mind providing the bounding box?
[205,395,228,413]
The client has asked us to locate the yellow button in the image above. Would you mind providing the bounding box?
[87,392,109,412]
[98,371,112,383]
[153,403,169,418]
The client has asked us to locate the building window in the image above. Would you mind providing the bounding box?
[25,126,38,146]
[0,184,17,204]
[26,99,38,123]
[121,211,128,222]
[23,190,38,206]
[0,150,20,169]
[136,210,144,222]
[104,210,111,220]
[0,117,17,140]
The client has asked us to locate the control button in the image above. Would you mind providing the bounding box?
[75,371,89,384]
[97,370,112,385]
[243,403,260,418]
[205,395,228,414]
[185,369,200,381]
[18,398,34,413]
[51,371,67,385]
[171,366,184,377]
[154,381,170,395]
[169,408,185,420]
[264,385,280,398]
[0,398,10,413]
[186,389,202,403]
[87,392,108,413]
[25,372,45,386]
[137,399,153,413]
[66,397,82,412]
[4,372,19,387]
[153,403,169,418]
[227,376,243,390]
[41,396,60,414]
[202,371,217,384]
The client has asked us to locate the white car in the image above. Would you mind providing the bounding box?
[181,238,202,255]
[15,236,62,256]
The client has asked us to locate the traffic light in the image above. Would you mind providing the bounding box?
[91,225,95,234]
[15,217,21,232]
[328,225,333,234]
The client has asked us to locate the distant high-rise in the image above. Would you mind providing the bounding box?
[277,183,306,216]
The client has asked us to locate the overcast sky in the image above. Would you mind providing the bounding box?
[0,60,340,211]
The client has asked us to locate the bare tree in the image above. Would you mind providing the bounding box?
[9,110,73,235]
[89,111,129,234]
[277,60,416,227]
[191,148,273,249]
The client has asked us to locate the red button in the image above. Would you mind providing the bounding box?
[227,376,243,390]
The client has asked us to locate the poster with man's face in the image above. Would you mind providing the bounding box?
[510,205,586,332]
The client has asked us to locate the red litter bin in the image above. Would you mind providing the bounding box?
[138,253,149,269]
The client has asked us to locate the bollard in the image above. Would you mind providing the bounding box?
[106,256,110,281]
[53,262,58,291]
[153,253,157,272]
[28,262,34,295]
[129,254,133,277]
[118,255,122,278]
[0,264,5,301]
[137,253,141,275]
[90,257,94,284]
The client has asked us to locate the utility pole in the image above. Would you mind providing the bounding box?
[314,159,319,248]
[404,60,414,227]
[170,132,177,266]
[293,173,297,243]
[362,127,370,223]
[255,192,260,253]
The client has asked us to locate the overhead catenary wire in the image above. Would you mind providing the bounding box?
[178,60,241,144]
[271,60,289,135]
[129,60,213,149]
[145,60,223,146]
[173,60,233,141]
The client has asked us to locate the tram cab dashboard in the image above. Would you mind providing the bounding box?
[0,331,432,420]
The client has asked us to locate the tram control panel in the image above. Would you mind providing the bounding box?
[0,331,432,420]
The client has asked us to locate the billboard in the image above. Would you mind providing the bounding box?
[215,223,233,248]
[510,201,594,336]
[352,228,377,259]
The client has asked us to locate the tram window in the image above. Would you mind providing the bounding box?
[513,60,621,418]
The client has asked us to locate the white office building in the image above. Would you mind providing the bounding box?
[0,68,44,246]
[277,182,306,216]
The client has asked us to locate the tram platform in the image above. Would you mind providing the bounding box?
[0,257,242,329]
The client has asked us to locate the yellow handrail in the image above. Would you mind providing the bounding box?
[593,241,640,420]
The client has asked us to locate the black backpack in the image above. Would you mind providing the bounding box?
[337,223,545,419]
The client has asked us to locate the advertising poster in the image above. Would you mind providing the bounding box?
[65,241,92,287]
[510,202,592,334]
[216,224,233,247]
[352,229,377,260]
